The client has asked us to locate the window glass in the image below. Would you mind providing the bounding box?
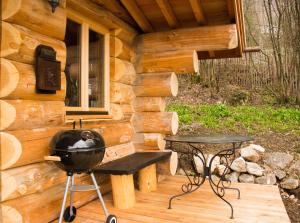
[89,29,105,108]
[65,19,81,107]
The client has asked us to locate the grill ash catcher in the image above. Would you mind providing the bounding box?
[44,120,117,223]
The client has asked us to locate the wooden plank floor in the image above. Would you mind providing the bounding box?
[69,176,290,223]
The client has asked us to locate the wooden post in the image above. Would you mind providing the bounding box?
[138,164,157,192]
[110,174,135,209]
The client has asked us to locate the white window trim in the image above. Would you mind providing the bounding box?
[66,9,110,116]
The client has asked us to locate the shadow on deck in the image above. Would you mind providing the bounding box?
[68,175,290,223]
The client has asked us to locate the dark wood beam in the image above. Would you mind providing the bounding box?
[120,0,154,32]
[155,0,179,28]
[188,0,206,25]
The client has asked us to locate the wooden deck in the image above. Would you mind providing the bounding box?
[70,176,290,223]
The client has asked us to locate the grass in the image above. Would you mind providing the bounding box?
[167,103,300,134]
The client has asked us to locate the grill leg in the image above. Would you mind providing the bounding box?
[58,176,71,223]
[90,172,109,218]
[69,175,75,216]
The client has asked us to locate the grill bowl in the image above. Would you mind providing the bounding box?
[50,129,105,173]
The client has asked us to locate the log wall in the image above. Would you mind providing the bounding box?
[0,1,138,222]
[0,0,181,221]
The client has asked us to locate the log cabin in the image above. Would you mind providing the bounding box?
[0,0,247,222]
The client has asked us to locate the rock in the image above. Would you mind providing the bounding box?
[280,178,299,190]
[246,162,264,176]
[288,160,300,177]
[264,152,293,169]
[248,144,266,153]
[239,174,255,183]
[215,164,229,176]
[194,153,220,174]
[255,173,277,185]
[177,168,186,176]
[207,154,220,173]
[274,169,286,180]
[211,174,220,182]
[225,172,240,183]
[281,192,289,199]
[193,153,205,174]
[289,194,295,199]
[241,146,260,162]
[280,177,299,190]
[230,157,247,172]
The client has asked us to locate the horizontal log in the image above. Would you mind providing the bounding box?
[0,58,66,100]
[137,50,199,74]
[1,21,66,69]
[133,97,166,112]
[110,58,136,85]
[133,133,166,151]
[157,151,178,176]
[102,142,135,164]
[1,162,65,202]
[132,112,179,135]
[2,0,66,40]
[110,36,136,61]
[120,103,134,115]
[0,127,63,170]
[110,82,135,104]
[138,24,238,53]
[0,100,65,131]
[1,175,111,223]
[0,122,134,170]
[134,72,178,97]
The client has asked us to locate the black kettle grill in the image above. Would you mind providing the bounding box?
[45,121,117,223]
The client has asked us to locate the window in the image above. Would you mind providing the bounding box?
[64,15,109,118]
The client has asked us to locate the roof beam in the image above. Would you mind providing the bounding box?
[226,0,236,23]
[120,0,154,32]
[188,0,206,25]
[155,0,179,28]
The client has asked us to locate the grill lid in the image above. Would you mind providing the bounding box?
[50,129,105,152]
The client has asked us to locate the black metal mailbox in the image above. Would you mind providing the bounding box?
[35,45,61,93]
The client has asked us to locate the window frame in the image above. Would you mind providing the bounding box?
[65,9,110,119]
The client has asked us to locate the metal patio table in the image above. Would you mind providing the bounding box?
[165,135,253,219]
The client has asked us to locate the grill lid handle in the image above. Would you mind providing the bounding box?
[44,156,61,162]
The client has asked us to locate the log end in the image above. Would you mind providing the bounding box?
[0,58,19,98]
[171,112,179,135]
[170,73,178,97]
[0,100,16,130]
[1,205,23,223]
[1,172,18,201]
[2,0,22,20]
[1,22,22,58]
[0,132,22,170]
[192,50,199,73]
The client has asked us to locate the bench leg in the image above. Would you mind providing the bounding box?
[138,164,157,192]
[110,174,135,209]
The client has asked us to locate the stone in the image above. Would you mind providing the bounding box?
[255,173,277,185]
[177,168,186,176]
[263,152,293,170]
[241,146,260,162]
[281,192,289,199]
[225,172,240,183]
[280,178,299,190]
[194,153,220,174]
[288,160,300,177]
[215,164,229,176]
[248,144,266,153]
[274,169,286,180]
[246,162,264,176]
[230,157,247,172]
[239,174,255,183]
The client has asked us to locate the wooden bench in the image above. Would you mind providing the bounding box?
[94,152,171,209]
